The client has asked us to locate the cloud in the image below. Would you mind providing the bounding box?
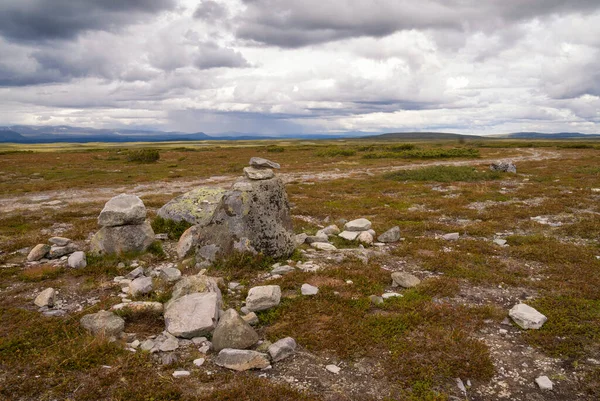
[194,0,230,22]
[235,0,600,48]
[194,42,250,69]
[0,0,176,43]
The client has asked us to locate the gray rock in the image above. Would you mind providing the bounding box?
[369,295,384,305]
[67,251,87,268]
[357,231,373,245]
[168,274,222,307]
[161,353,178,365]
[140,339,155,351]
[111,301,163,313]
[157,187,226,226]
[98,194,146,227]
[34,287,55,307]
[535,375,553,391]
[326,364,341,374]
[245,285,281,312]
[268,337,296,362]
[391,272,421,288]
[442,232,460,241]
[90,222,155,255]
[27,244,50,262]
[305,234,329,244]
[214,349,271,371]
[80,310,125,337]
[271,265,295,275]
[242,312,259,326]
[378,226,400,243]
[249,157,280,169]
[338,231,360,241]
[125,266,145,279]
[159,334,180,352]
[310,242,337,251]
[48,243,78,259]
[243,167,274,180]
[193,358,205,366]
[321,225,340,235]
[176,225,199,259]
[48,237,71,246]
[186,177,295,263]
[494,238,507,246]
[212,309,259,352]
[509,303,547,330]
[172,370,190,378]
[490,161,517,173]
[344,218,372,232]
[294,233,308,246]
[129,276,153,297]
[301,283,319,296]
[159,267,182,283]
[164,292,219,338]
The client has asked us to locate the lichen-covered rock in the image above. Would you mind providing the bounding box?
[164,292,219,338]
[98,194,146,227]
[90,222,155,255]
[243,167,274,180]
[212,309,259,352]
[80,310,125,337]
[186,177,295,265]
[157,187,226,226]
[214,349,270,371]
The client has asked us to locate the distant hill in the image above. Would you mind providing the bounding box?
[0,129,25,142]
[360,132,484,140]
[501,132,600,139]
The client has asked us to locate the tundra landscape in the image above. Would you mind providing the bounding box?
[0,139,599,400]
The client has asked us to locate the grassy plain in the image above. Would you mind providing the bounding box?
[0,138,599,400]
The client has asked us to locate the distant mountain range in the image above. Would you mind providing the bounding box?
[0,125,599,143]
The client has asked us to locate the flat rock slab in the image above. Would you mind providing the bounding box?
[268,337,296,362]
[245,285,281,312]
[111,301,163,313]
[310,242,337,251]
[98,194,146,227]
[338,231,360,241]
[80,310,125,337]
[165,292,219,338]
[214,349,270,371]
[344,218,372,232]
[212,309,259,352]
[391,272,421,288]
[243,167,274,180]
[249,157,280,169]
[509,303,547,329]
[157,187,226,226]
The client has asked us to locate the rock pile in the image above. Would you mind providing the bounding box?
[338,218,375,244]
[26,237,81,263]
[490,161,517,173]
[90,194,155,255]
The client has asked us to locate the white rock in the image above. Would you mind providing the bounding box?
[301,284,319,296]
[125,267,145,279]
[159,334,180,352]
[193,358,205,367]
[34,288,55,308]
[129,276,153,297]
[344,218,372,232]
[110,301,163,313]
[67,251,87,268]
[242,312,259,326]
[338,231,360,241]
[172,370,190,378]
[509,303,547,330]
[165,292,219,338]
[140,339,155,351]
[326,364,341,374]
[382,292,402,299]
[535,375,553,390]
[245,285,281,312]
[310,242,337,251]
[27,244,50,262]
[493,238,507,246]
[357,231,373,245]
[271,265,295,275]
[159,267,182,283]
[321,225,340,235]
[442,232,460,240]
[294,233,308,246]
[268,337,297,362]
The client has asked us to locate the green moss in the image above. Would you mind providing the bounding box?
[151,216,193,240]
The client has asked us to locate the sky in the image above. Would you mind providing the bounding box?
[0,0,599,136]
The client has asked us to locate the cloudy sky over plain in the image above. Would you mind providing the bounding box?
[1,0,599,136]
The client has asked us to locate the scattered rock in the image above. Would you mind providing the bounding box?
[159,334,180,352]
[27,244,50,262]
[111,301,163,313]
[214,349,271,371]
[378,226,400,243]
[244,167,274,180]
[161,353,178,365]
[249,157,280,169]
[442,232,460,241]
[391,272,421,288]
[165,292,219,338]
[494,238,507,246]
[126,266,145,279]
[338,231,360,241]
[326,364,341,374]
[301,283,319,296]
[159,267,182,283]
[193,358,205,367]
[212,309,259,352]
[80,310,125,337]
[268,337,296,362]
[34,287,55,308]
[271,265,295,275]
[98,194,146,227]
[242,312,259,326]
[357,231,373,245]
[310,242,337,251]
[535,376,553,391]
[344,218,372,232]
[382,292,402,299]
[157,187,226,226]
[67,251,87,268]
[168,274,222,307]
[305,234,329,244]
[509,303,547,330]
[129,276,153,297]
[245,285,281,312]
[172,370,190,378]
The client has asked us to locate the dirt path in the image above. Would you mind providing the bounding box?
[0,148,560,214]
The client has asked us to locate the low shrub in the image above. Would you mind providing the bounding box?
[151,216,192,240]
[385,166,501,182]
[126,149,160,163]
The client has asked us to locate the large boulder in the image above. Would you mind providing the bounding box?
[80,310,125,337]
[90,222,155,255]
[184,176,295,265]
[164,292,219,338]
[157,187,226,226]
[212,309,259,352]
[98,194,146,227]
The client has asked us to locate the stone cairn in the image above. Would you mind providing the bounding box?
[90,194,155,255]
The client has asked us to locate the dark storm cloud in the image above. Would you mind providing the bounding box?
[193,0,230,22]
[194,42,250,69]
[0,0,176,43]
[236,0,600,47]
